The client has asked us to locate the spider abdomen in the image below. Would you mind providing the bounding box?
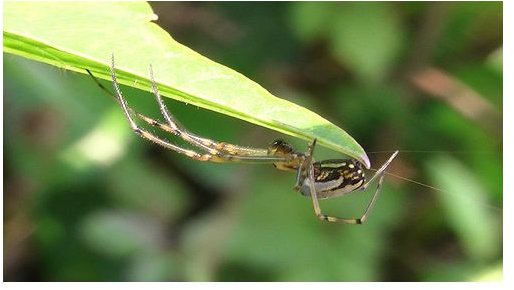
[299,159,366,199]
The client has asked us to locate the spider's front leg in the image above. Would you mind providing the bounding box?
[108,55,292,164]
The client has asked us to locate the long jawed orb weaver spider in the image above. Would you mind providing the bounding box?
[87,55,399,224]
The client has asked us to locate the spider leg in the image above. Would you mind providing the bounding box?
[107,59,220,161]
[361,150,399,189]
[108,55,286,164]
[344,150,398,224]
[306,157,363,224]
[149,64,213,154]
[293,149,309,190]
[147,65,270,157]
[133,110,270,157]
[86,68,269,158]
[305,142,398,224]
[293,167,304,191]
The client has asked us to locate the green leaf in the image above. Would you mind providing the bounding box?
[3,2,369,167]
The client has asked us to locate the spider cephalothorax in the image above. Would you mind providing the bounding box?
[268,139,306,171]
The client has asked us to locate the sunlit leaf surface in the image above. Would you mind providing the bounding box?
[3,1,369,166]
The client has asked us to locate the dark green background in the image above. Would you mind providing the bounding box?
[4,2,502,281]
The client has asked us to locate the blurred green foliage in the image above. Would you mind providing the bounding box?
[4,2,502,282]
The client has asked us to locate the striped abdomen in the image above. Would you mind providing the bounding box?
[300,159,366,199]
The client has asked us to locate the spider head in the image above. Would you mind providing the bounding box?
[300,159,366,199]
[268,139,304,171]
[268,139,295,156]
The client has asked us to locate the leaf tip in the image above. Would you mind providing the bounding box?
[360,153,371,169]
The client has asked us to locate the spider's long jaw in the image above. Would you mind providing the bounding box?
[268,139,304,171]
[268,139,295,155]
[299,159,366,199]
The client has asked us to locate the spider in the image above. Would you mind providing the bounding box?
[86,55,398,224]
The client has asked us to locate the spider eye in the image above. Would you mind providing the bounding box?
[268,139,294,155]
[271,139,285,146]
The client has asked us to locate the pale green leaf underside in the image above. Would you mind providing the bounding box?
[3,2,369,167]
